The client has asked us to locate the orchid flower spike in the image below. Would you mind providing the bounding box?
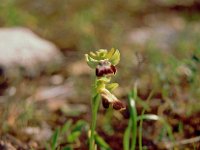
[85,48,125,111]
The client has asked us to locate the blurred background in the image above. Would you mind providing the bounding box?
[0,0,200,149]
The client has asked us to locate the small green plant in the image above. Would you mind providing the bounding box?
[86,48,174,150]
[123,86,174,150]
[123,86,138,150]
[46,119,88,150]
[85,48,125,150]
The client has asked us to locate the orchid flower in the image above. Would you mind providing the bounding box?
[85,48,125,111]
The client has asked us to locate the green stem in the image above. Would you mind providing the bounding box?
[138,110,144,150]
[128,87,138,150]
[89,93,100,150]
[138,90,154,150]
[130,103,137,150]
[123,119,132,150]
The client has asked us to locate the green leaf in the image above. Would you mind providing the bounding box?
[72,120,87,132]
[61,119,73,134]
[67,131,81,143]
[128,88,138,150]
[62,146,73,150]
[123,119,132,150]
[51,128,60,150]
[94,134,111,150]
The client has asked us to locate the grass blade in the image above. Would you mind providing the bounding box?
[123,119,132,150]
[138,90,154,150]
[137,114,160,121]
[94,133,111,150]
[61,119,72,134]
[137,114,174,142]
[51,128,60,150]
[128,86,138,150]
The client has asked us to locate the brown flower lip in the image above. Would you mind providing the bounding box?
[102,96,129,119]
[102,97,110,108]
[112,101,125,111]
[101,94,125,111]
[96,65,117,77]
[120,105,130,119]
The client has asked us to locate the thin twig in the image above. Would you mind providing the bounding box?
[165,136,200,148]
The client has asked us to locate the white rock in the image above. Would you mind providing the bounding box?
[0,27,63,77]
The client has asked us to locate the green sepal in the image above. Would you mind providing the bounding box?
[109,49,120,65]
[106,83,119,92]
[85,54,98,68]
[96,49,108,59]
[89,52,100,60]
[106,48,115,59]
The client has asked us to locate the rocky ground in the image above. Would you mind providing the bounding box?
[0,1,200,149]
